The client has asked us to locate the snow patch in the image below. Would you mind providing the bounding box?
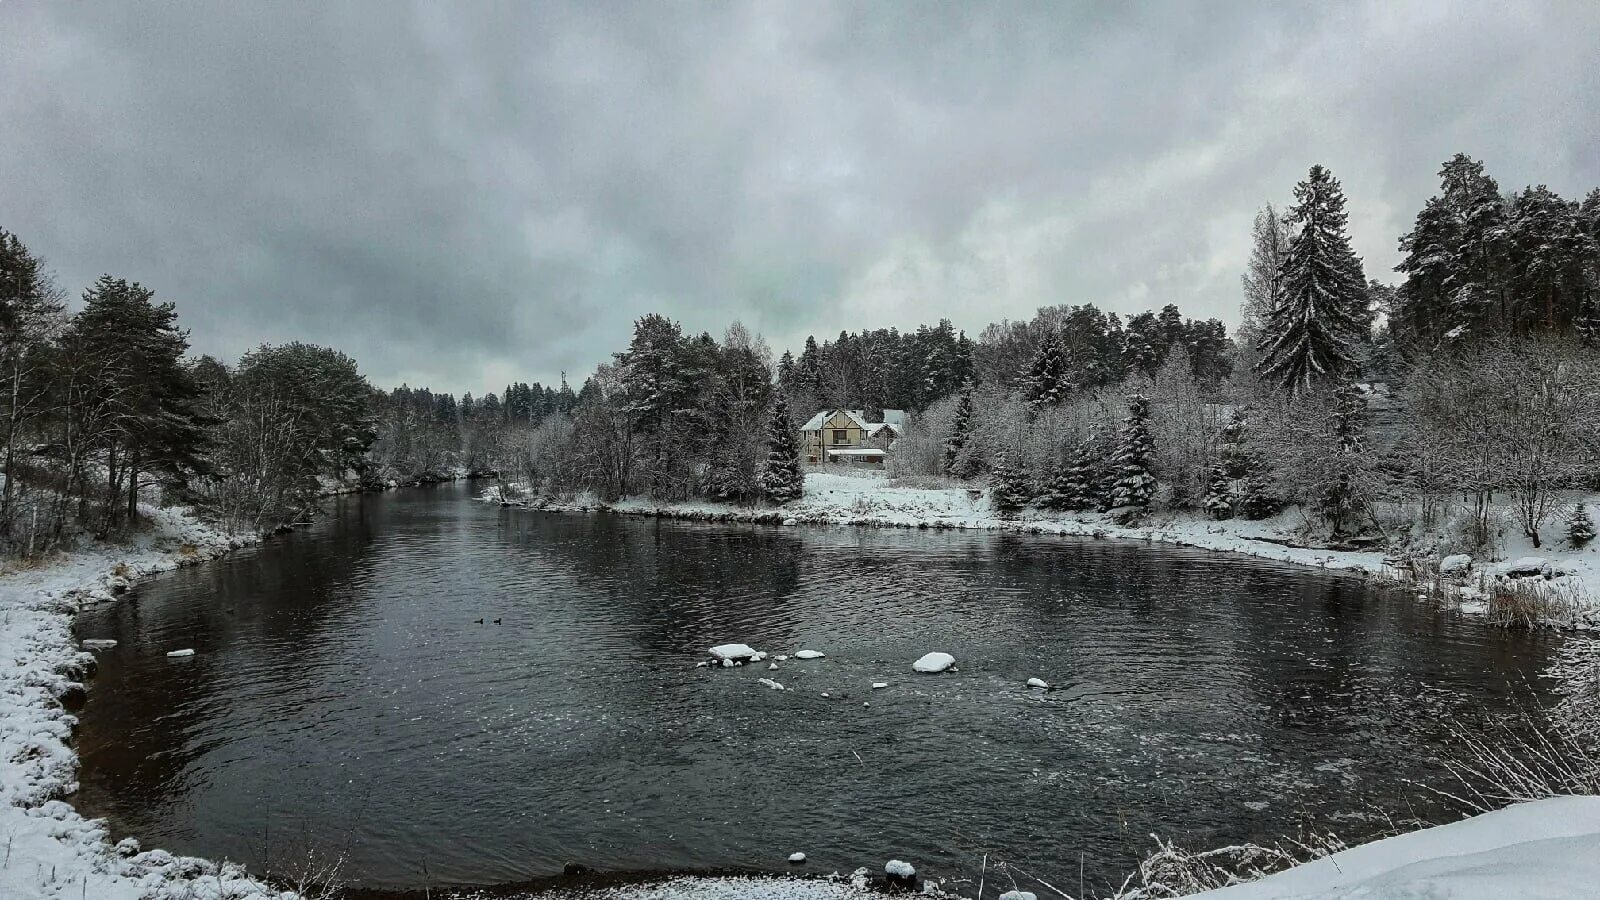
[793,649,825,659]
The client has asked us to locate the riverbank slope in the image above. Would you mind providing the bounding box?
[0,506,295,900]
[489,471,1600,628]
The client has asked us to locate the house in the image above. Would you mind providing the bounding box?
[799,409,907,467]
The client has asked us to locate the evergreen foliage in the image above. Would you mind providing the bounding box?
[759,395,804,504]
[1570,503,1596,548]
[1022,332,1072,408]
[988,455,1033,517]
[1255,165,1370,392]
[1108,393,1156,512]
[943,382,974,476]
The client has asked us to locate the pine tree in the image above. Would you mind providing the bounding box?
[1569,504,1596,548]
[1255,165,1369,392]
[943,382,974,476]
[1203,466,1234,520]
[989,455,1033,517]
[1107,393,1155,513]
[1021,331,1071,408]
[759,395,804,504]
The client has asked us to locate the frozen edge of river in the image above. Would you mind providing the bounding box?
[485,471,1600,630]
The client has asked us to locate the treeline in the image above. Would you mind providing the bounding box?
[0,229,386,552]
[897,156,1600,552]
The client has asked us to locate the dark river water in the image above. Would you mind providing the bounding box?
[72,482,1555,895]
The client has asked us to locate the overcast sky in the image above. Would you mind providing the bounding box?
[3,2,1597,394]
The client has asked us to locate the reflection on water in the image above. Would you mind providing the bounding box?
[72,482,1554,893]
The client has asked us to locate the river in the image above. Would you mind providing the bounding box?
[71,482,1555,896]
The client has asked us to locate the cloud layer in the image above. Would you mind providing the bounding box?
[3,1,1597,392]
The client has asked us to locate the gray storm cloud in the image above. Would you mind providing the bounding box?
[3,0,1597,393]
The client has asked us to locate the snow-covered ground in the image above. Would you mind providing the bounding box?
[1192,795,1600,900]
[0,506,295,900]
[489,471,1600,628]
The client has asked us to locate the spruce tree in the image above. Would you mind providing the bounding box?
[1318,385,1367,537]
[1569,504,1596,548]
[989,455,1033,517]
[1038,436,1098,511]
[1255,165,1369,393]
[1022,331,1071,408]
[1203,466,1234,520]
[1107,393,1155,513]
[943,382,974,477]
[759,395,804,504]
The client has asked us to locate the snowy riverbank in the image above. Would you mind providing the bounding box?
[486,471,1600,628]
[0,507,296,900]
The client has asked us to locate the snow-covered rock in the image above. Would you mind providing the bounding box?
[1439,554,1472,576]
[709,643,760,661]
[912,652,955,673]
[793,649,825,659]
[1026,677,1049,689]
[872,682,888,689]
[884,860,915,878]
[759,677,785,691]
[1499,556,1549,578]
[165,648,195,658]
[999,892,1037,900]
[788,852,806,863]
[769,662,779,670]
[81,638,118,651]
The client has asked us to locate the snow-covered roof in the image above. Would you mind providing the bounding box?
[800,409,872,432]
[866,422,901,437]
[826,447,885,457]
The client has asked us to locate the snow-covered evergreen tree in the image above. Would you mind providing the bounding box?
[1021,331,1071,408]
[1255,165,1369,393]
[989,455,1033,517]
[1203,466,1234,520]
[1318,384,1367,537]
[759,395,804,504]
[1038,436,1099,511]
[1570,503,1596,548]
[1107,393,1155,512]
[943,382,974,477]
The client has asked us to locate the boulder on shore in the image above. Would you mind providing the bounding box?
[1439,554,1473,576]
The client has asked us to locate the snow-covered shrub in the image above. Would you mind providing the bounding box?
[1569,503,1596,548]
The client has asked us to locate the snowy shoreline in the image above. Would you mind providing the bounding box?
[485,471,1600,629]
[0,507,297,900]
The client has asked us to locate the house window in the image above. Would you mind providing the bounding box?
[832,429,848,444]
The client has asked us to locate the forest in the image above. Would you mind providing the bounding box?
[2,153,1599,557]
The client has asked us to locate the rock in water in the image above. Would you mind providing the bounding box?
[793,649,825,659]
[999,892,1038,900]
[788,852,806,864]
[82,639,118,651]
[1027,677,1049,689]
[759,677,785,691]
[912,652,954,673]
[166,648,196,658]
[709,643,759,661]
[884,859,917,890]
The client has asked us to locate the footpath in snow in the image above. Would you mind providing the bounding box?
[488,471,1600,627]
